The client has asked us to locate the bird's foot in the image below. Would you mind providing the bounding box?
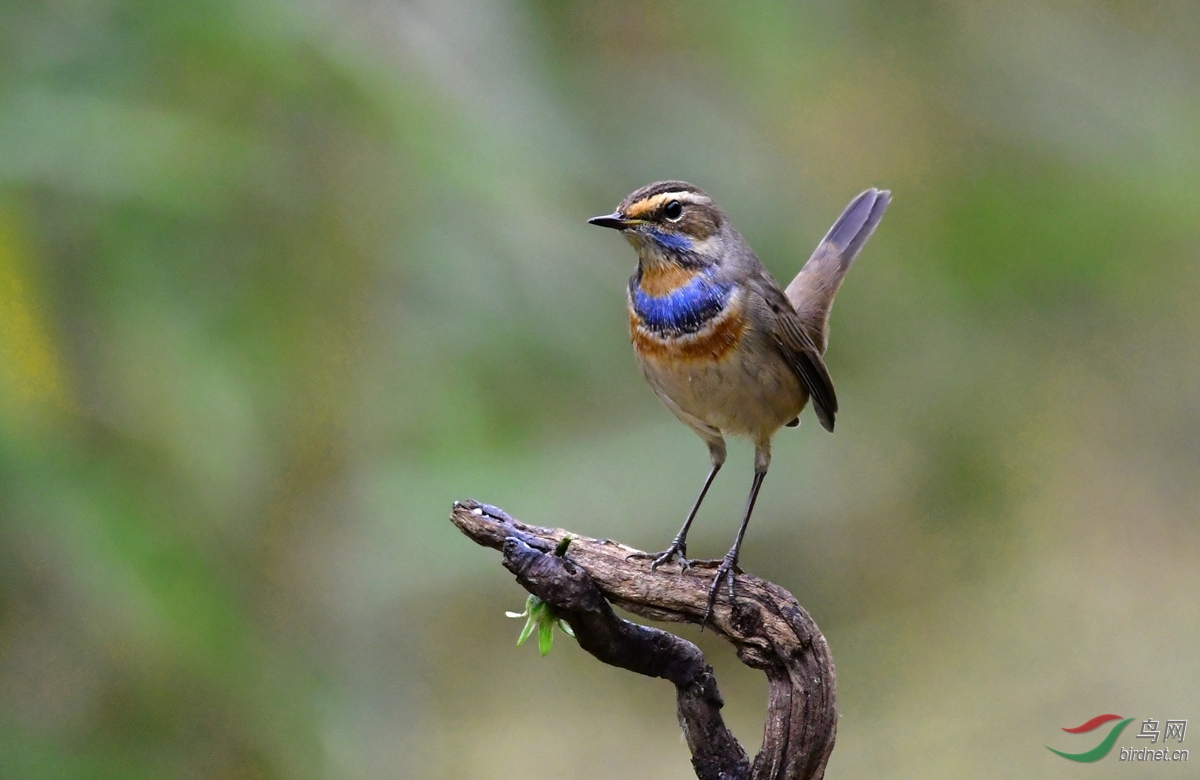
[627,538,690,570]
[702,554,740,626]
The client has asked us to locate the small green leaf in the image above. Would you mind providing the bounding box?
[516,614,536,647]
[554,536,573,556]
[509,595,542,647]
[505,594,575,656]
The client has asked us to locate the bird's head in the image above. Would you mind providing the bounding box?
[588,181,730,269]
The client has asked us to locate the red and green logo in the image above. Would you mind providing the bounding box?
[1047,714,1134,762]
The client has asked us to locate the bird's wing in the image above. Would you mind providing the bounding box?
[752,279,839,433]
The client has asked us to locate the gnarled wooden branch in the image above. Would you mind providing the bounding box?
[450,500,837,780]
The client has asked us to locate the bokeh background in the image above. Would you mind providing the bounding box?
[2,1,1198,778]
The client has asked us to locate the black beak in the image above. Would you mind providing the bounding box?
[587,213,636,230]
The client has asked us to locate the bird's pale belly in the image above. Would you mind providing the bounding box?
[636,329,808,439]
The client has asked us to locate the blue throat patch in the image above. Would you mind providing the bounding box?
[631,268,732,336]
[644,228,692,252]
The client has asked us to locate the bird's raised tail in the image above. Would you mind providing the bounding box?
[785,188,890,353]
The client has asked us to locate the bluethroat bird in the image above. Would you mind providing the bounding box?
[588,182,890,622]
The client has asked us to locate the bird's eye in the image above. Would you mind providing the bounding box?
[663,200,683,221]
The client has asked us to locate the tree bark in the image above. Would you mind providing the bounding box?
[450,500,837,780]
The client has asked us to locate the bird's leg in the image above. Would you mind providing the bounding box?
[630,437,725,570]
[700,458,768,624]
[630,462,721,569]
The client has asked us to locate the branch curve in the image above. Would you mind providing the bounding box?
[450,500,837,780]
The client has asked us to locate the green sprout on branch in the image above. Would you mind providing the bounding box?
[506,594,575,656]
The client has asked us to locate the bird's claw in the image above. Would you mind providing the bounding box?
[701,556,739,627]
[627,540,690,570]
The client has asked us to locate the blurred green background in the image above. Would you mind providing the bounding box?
[2,1,1198,778]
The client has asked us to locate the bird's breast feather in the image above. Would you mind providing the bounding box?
[629,286,747,362]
